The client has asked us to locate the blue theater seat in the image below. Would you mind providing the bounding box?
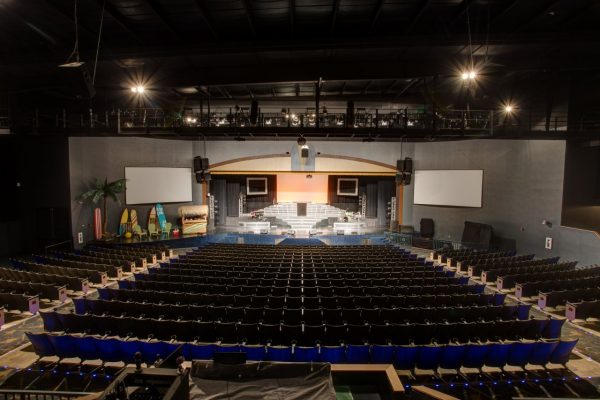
[40,311,62,332]
[294,346,319,362]
[118,339,143,364]
[345,345,370,363]
[72,297,86,315]
[486,342,512,369]
[26,332,55,359]
[47,334,79,360]
[528,340,559,367]
[415,344,443,371]
[320,346,345,363]
[241,345,267,361]
[75,335,101,362]
[543,318,566,339]
[550,339,578,366]
[507,341,535,369]
[462,343,489,370]
[186,343,216,361]
[96,337,126,363]
[266,345,292,362]
[439,343,467,372]
[371,345,394,363]
[394,345,418,370]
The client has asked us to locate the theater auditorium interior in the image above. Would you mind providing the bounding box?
[0,1,599,399]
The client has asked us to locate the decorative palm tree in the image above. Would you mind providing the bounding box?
[78,178,127,237]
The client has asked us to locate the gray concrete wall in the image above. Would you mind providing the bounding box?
[410,140,600,265]
[69,137,202,245]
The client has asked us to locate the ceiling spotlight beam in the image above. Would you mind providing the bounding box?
[144,0,182,40]
[240,0,257,36]
[369,0,385,32]
[191,0,218,40]
[330,0,341,33]
[405,0,431,33]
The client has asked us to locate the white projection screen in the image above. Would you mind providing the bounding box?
[125,167,193,205]
[414,170,484,208]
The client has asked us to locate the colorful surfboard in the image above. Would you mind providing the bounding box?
[130,209,138,231]
[93,208,102,240]
[156,203,167,231]
[148,206,157,228]
[118,208,129,236]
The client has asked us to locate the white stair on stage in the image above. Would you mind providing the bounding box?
[263,203,345,231]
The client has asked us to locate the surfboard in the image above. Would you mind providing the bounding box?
[156,203,167,231]
[130,209,138,231]
[118,208,129,236]
[148,206,157,229]
[93,208,102,240]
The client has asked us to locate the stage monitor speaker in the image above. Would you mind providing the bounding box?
[250,100,259,124]
[193,157,209,172]
[57,62,95,99]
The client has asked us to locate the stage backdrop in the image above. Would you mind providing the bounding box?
[277,173,328,203]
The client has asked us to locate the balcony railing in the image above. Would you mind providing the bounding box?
[4,107,599,137]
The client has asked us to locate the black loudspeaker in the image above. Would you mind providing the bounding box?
[395,174,404,183]
[403,173,412,185]
[193,157,209,172]
[57,62,96,99]
[346,101,355,127]
[196,172,211,183]
[397,159,405,172]
[250,100,259,124]
[301,148,309,158]
[404,157,413,173]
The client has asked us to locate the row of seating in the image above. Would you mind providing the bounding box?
[567,300,600,321]
[85,246,159,264]
[33,255,122,278]
[26,332,578,370]
[79,249,146,269]
[447,251,517,267]
[161,261,436,273]
[141,270,454,284]
[40,311,564,345]
[0,267,89,293]
[498,267,595,292]
[466,256,550,276]
[97,285,485,305]
[115,284,501,307]
[50,251,135,273]
[482,262,577,283]
[11,260,106,284]
[0,278,66,301]
[0,292,38,313]
[73,297,531,324]
[432,248,502,264]
[539,287,600,309]
[512,266,600,297]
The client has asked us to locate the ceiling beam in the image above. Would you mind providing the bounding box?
[515,0,562,32]
[290,0,295,34]
[240,0,256,36]
[405,0,431,33]
[369,0,385,32]
[330,0,341,33]
[361,80,373,95]
[191,0,218,40]
[94,0,143,43]
[144,0,182,40]
[43,0,97,38]
[448,0,472,27]
[491,0,520,24]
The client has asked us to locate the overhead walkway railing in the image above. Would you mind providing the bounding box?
[4,107,599,138]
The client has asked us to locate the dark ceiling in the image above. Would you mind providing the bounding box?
[0,0,599,106]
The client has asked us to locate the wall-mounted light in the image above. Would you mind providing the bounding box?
[542,219,553,228]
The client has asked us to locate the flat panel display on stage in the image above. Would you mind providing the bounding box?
[125,167,193,205]
[337,178,358,196]
[414,170,483,208]
[277,173,328,203]
[247,177,268,195]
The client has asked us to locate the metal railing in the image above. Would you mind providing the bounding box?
[7,107,600,136]
[0,389,94,400]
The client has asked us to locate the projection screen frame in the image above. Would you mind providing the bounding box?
[124,166,194,205]
[413,169,484,208]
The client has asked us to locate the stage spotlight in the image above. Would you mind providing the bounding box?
[461,72,469,80]
[504,105,514,113]
[130,85,146,94]
[461,70,477,81]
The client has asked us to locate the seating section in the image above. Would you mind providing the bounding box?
[515,267,600,298]
[26,243,573,366]
[10,260,107,285]
[0,266,89,293]
[27,332,579,371]
[0,279,66,302]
